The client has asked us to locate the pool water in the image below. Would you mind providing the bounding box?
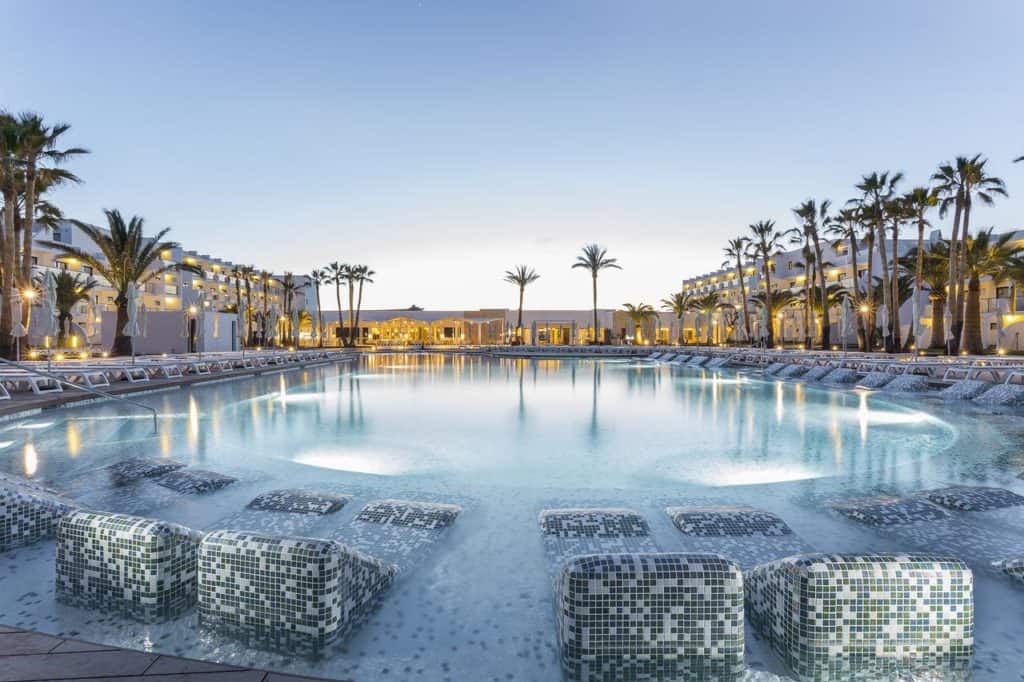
[2,353,1024,680]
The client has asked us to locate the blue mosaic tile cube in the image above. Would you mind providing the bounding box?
[540,508,649,538]
[56,510,201,623]
[554,553,744,681]
[745,553,974,679]
[992,558,1024,584]
[665,505,792,537]
[921,486,1024,512]
[0,474,78,551]
[198,530,396,654]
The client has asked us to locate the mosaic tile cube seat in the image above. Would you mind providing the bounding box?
[0,474,78,551]
[830,495,948,525]
[156,468,237,494]
[540,508,649,538]
[992,558,1024,584]
[248,489,348,515]
[198,530,396,654]
[555,553,744,681]
[356,499,461,529]
[920,485,1024,512]
[745,553,974,679]
[666,505,792,537]
[56,510,201,622]
[105,457,185,485]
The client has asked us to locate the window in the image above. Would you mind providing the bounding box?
[82,265,93,275]
[997,286,1011,299]
[106,296,113,303]
[31,256,38,265]
[57,261,68,271]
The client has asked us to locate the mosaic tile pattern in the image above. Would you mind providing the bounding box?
[822,367,857,383]
[884,373,931,392]
[105,457,185,485]
[992,558,1024,584]
[857,371,893,388]
[355,499,461,529]
[555,553,744,681]
[156,469,238,495]
[686,355,709,366]
[0,474,79,551]
[802,366,831,381]
[56,510,201,623]
[764,362,787,375]
[940,379,993,400]
[831,495,949,526]
[777,364,809,378]
[665,505,792,537]
[247,489,348,515]
[921,486,1024,512]
[540,508,649,538]
[745,553,974,679]
[198,530,395,654]
[974,383,1024,406]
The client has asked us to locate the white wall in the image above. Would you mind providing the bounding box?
[100,310,239,354]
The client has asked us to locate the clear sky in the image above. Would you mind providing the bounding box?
[4,1,1022,310]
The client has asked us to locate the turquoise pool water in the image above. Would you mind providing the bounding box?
[1,353,1023,680]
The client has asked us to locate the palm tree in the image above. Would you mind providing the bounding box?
[50,271,96,346]
[903,187,938,346]
[238,265,255,344]
[352,264,375,346]
[903,243,950,350]
[826,206,868,349]
[41,209,200,355]
[621,302,659,344]
[792,199,833,347]
[572,244,620,344]
[308,268,326,347]
[15,113,88,286]
[660,291,692,345]
[960,229,1020,354]
[748,289,798,344]
[503,265,540,344]
[747,220,784,347]
[1015,156,1023,163]
[855,171,903,352]
[0,113,21,357]
[326,261,346,347]
[722,237,752,342]
[687,292,729,344]
[280,272,300,344]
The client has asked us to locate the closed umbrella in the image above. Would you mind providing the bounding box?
[997,299,1008,352]
[877,303,889,344]
[911,289,922,351]
[139,302,149,338]
[840,297,852,351]
[43,272,59,340]
[195,297,206,356]
[11,290,27,360]
[291,308,299,346]
[237,298,247,352]
[758,306,769,345]
[943,306,952,353]
[83,299,96,345]
[123,282,141,363]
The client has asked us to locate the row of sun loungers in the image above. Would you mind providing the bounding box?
[0,349,357,400]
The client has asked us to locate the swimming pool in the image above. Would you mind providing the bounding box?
[1,352,1022,679]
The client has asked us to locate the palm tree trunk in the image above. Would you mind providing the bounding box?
[946,196,963,354]
[890,221,901,349]
[354,281,365,346]
[347,280,355,347]
[21,162,36,287]
[0,186,16,358]
[864,232,875,350]
[516,287,524,344]
[315,287,323,347]
[914,221,925,346]
[929,296,945,350]
[875,223,893,352]
[963,274,983,354]
[953,200,972,352]
[334,283,343,347]
[591,275,598,344]
[112,296,132,356]
[849,234,864,350]
[813,237,830,348]
[735,258,751,342]
[761,259,774,347]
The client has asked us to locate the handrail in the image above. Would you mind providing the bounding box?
[0,356,159,433]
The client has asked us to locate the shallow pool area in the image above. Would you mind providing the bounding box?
[2,352,1024,680]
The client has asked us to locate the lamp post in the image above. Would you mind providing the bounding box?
[859,304,869,352]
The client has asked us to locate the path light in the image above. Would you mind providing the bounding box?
[22,289,35,300]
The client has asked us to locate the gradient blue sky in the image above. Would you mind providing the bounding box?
[4,1,1022,310]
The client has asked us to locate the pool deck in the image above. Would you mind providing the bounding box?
[0,358,340,422]
[0,625,337,682]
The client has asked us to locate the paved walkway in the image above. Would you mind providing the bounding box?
[0,625,340,681]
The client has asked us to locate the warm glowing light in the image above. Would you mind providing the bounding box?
[55,353,65,361]
[23,443,38,477]
[102,351,109,358]
[189,305,198,314]
[859,305,869,313]
[998,348,1007,355]
[22,289,35,300]
[29,351,39,359]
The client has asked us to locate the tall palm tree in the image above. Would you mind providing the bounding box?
[238,265,255,344]
[352,264,375,346]
[748,289,798,344]
[50,271,96,346]
[747,220,784,347]
[503,265,540,344]
[41,209,200,355]
[883,195,914,348]
[903,187,938,346]
[280,272,300,344]
[687,292,728,344]
[326,261,346,347]
[15,113,88,286]
[722,237,752,342]
[826,206,867,349]
[855,171,903,352]
[0,113,21,357]
[621,302,659,344]
[308,268,326,347]
[660,291,693,345]
[572,244,620,344]
[792,199,832,347]
[903,243,950,350]
[961,229,1020,354]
